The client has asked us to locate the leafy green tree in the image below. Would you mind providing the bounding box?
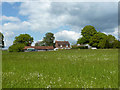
[112,40,120,48]
[9,43,25,52]
[0,32,4,48]
[98,38,107,49]
[81,25,97,43]
[43,32,55,46]
[77,37,87,44]
[13,34,33,46]
[77,25,118,49]
[105,35,116,48]
[118,40,120,48]
[89,32,107,48]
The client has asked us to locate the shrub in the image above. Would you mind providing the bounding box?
[8,43,25,52]
[79,46,88,49]
[72,45,88,49]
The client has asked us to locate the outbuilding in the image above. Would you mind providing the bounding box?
[24,46,54,52]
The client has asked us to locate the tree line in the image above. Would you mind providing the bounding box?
[8,32,55,52]
[77,25,120,49]
[0,25,119,52]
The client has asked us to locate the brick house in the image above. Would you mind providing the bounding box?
[55,41,71,49]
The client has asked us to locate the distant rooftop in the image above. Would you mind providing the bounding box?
[55,41,70,45]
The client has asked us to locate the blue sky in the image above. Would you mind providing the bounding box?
[1,2,118,47]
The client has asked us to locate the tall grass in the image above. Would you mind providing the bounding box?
[2,49,118,88]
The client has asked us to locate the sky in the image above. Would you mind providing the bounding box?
[1,1,118,47]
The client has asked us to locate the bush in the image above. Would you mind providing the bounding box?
[79,46,88,49]
[72,45,88,49]
[8,43,25,52]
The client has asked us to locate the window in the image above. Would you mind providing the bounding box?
[60,45,62,47]
[66,45,68,47]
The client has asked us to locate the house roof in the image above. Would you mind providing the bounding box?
[24,46,54,50]
[55,41,70,45]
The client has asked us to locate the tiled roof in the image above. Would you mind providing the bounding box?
[24,46,54,50]
[55,41,70,45]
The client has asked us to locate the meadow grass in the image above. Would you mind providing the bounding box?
[2,49,118,88]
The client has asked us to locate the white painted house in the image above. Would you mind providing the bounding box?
[77,44,97,49]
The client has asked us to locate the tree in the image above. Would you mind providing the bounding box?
[98,38,107,49]
[118,40,120,48]
[81,25,97,43]
[77,25,118,49]
[9,43,25,52]
[13,34,33,46]
[77,37,87,44]
[43,32,55,46]
[0,32,4,48]
[89,32,107,48]
[105,35,116,48]
[113,40,119,48]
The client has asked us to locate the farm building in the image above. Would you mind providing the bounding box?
[55,41,71,50]
[24,40,71,51]
[77,44,97,49]
[24,46,54,52]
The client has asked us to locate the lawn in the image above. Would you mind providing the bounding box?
[2,49,118,88]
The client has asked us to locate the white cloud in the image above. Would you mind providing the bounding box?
[1,0,119,2]
[102,26,118,39]
[19,2,66,32]
[4,39,13,47]
[2,2,118,33]
[4,31,14,37]
[18,2,118,33]
[113,27,118,36]
[2,21,31,31]
[2,2,118,47]
[31,41,36,46]
[3,23,20,31]
[0,25,2,32]
[55,30,81,44]
[3,31,15,47]
[2,16,20,22]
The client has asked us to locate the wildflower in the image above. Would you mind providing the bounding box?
[50,81,52,84]
[109,71,112,74]
[69,82,71,84]
[60,85,62,87]
[91,81,93,83]
[47,85,51,88]
[38,74,40,79]
[58,77,61,82]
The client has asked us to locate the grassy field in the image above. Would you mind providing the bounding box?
[2,49,118,88]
